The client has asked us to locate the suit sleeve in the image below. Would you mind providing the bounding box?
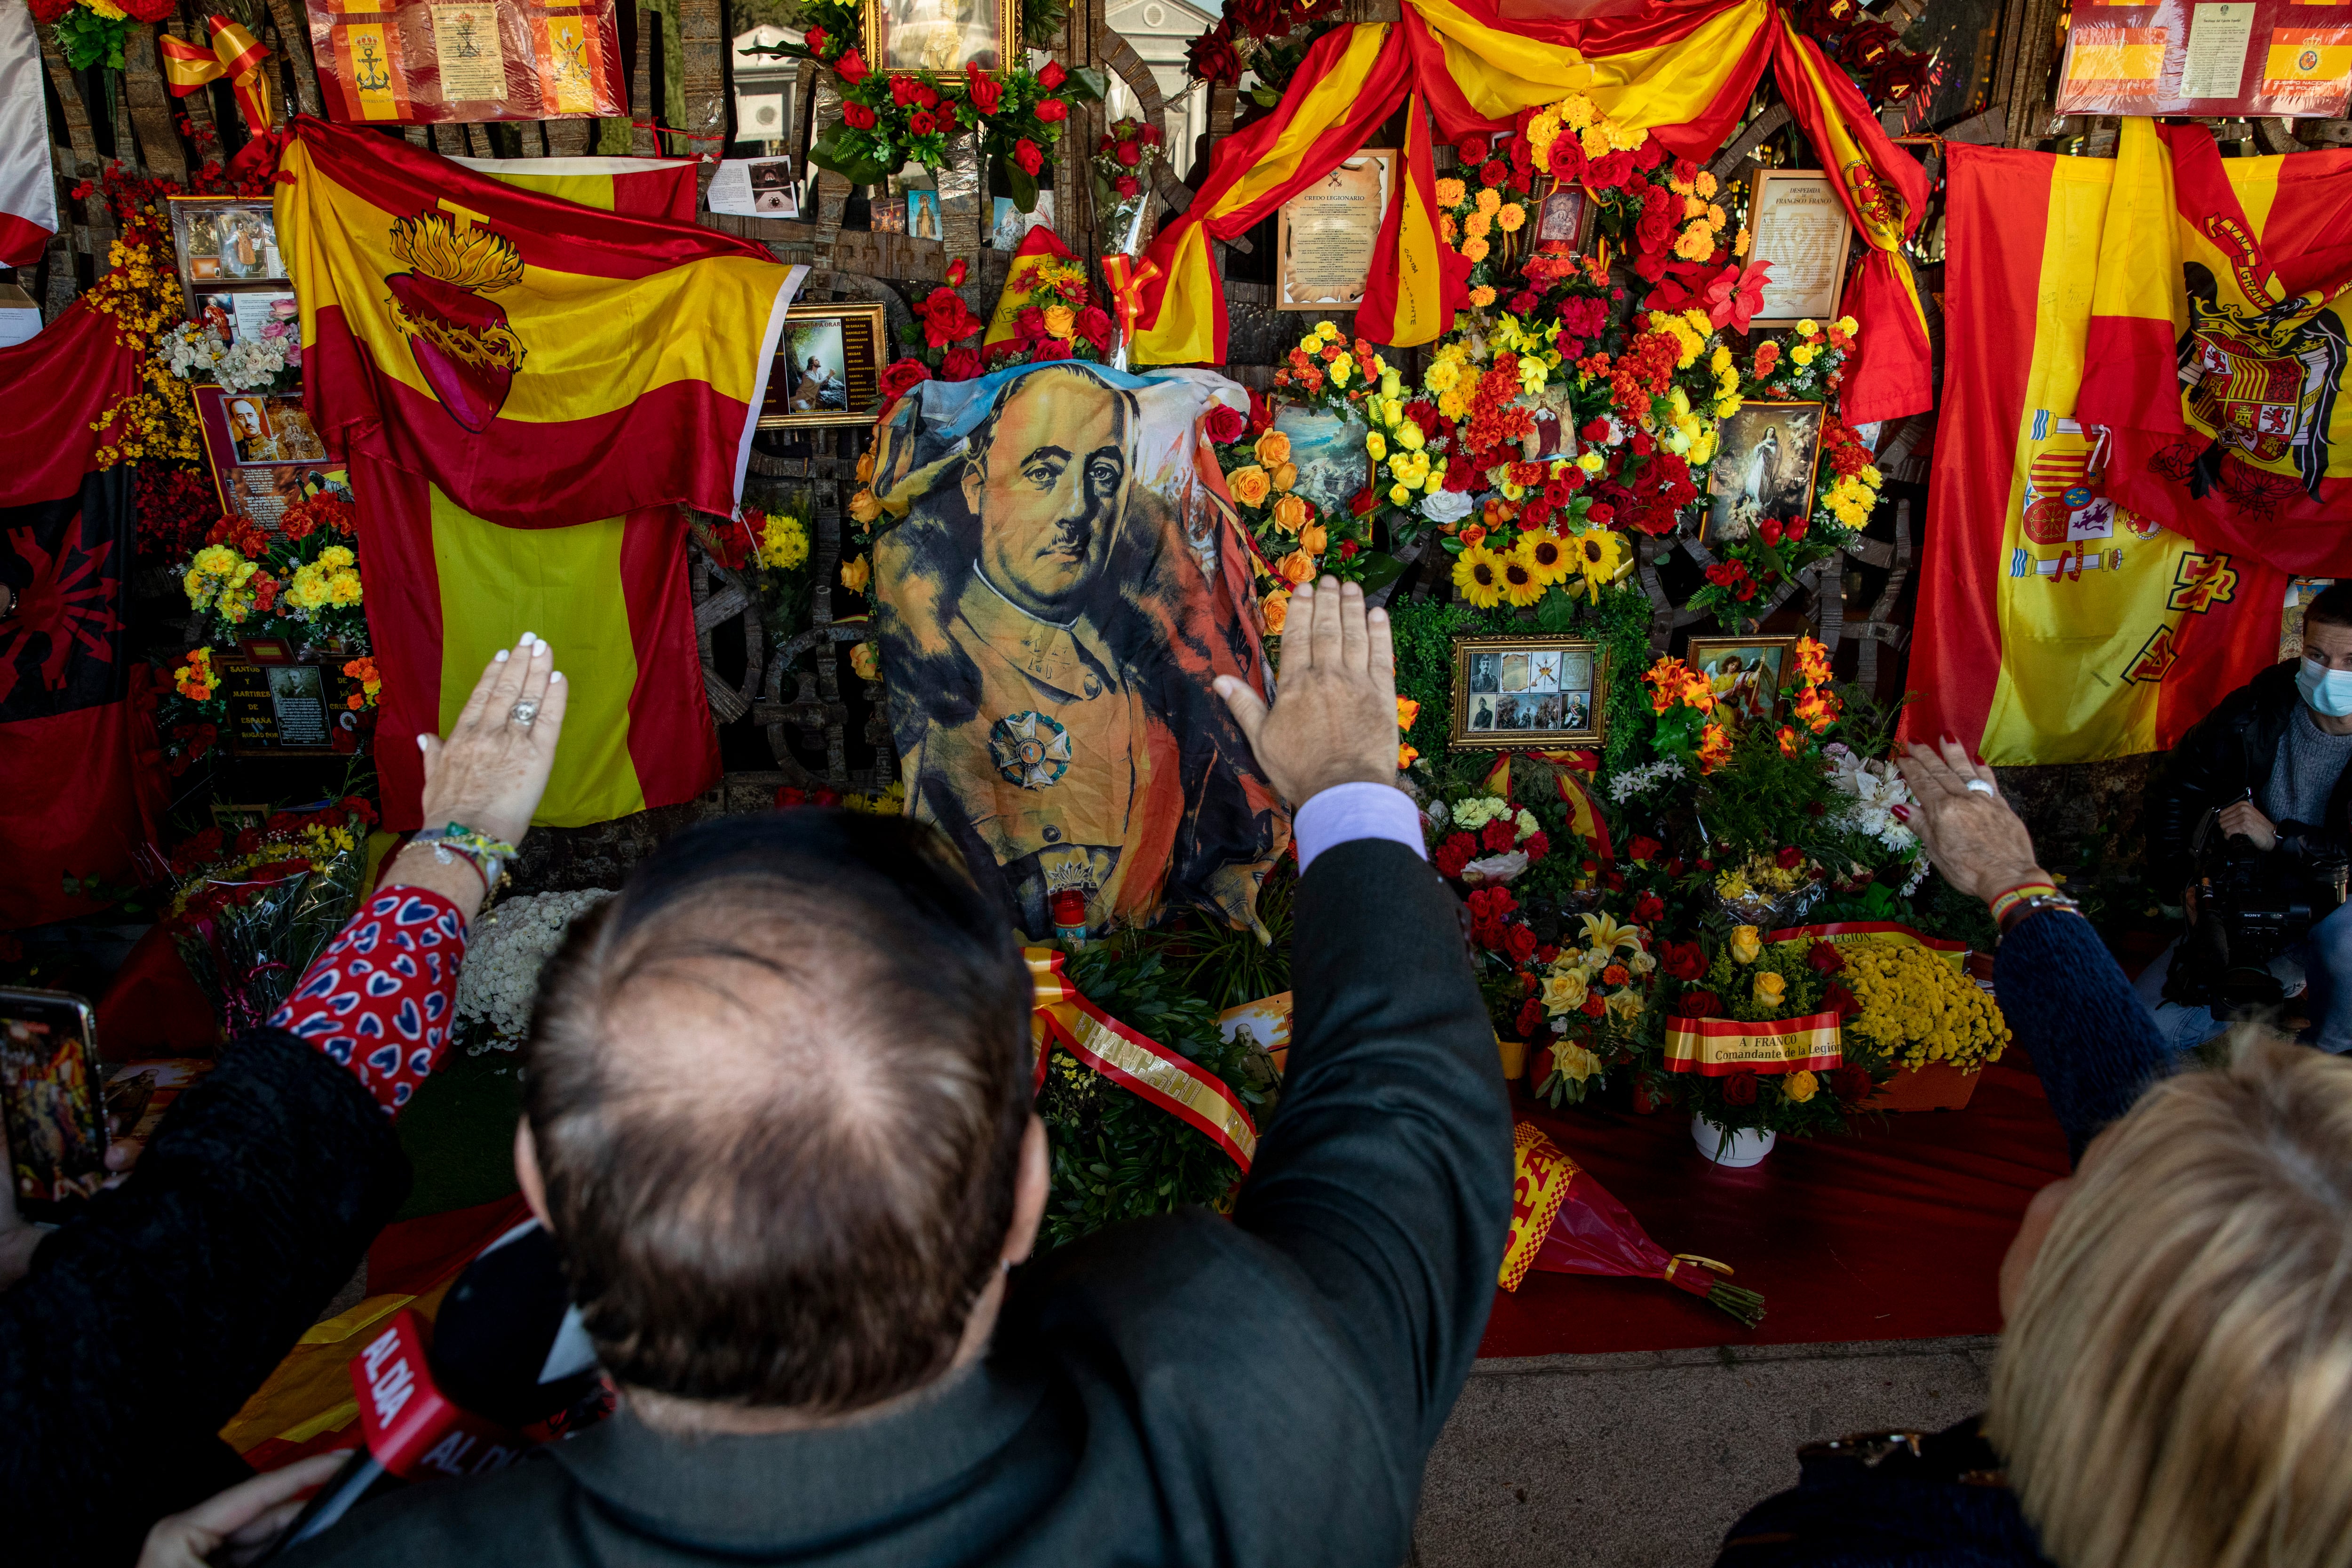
[1231,838,1512,1452]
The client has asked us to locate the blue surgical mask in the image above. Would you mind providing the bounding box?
[2298,656,2352,718]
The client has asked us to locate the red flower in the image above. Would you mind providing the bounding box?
[1455,137,1487,163]
[804,24,829,55]
[1517,998,1546,1040]
[1504,923,1539,963]
[1720,1071,1759,1106]
[1076,305,1112,351]
[843,101,877,129]
[1203,404,1247,444]
[1805,940,1844,974]
[1628,834,1661,862]
[1013,138,1045,176]
[1338,538,1360,560]
[1434,832,1477,880]
[1522,830,1550,863]
[1548,135,1589,183]
[920,286,982,348]
[1632,891,1665,926]
[1187,24,1242,84]
[1784,516,1809,543]
[891,76,922,106]
[1759,517,1783,548]
[1580,995,1607,1018]
[909,109,941,136]
[1478,158,1508,187]
[1585,503,1613,527]
[1114,138,1142,167]
[1661,940,1708,981]
[1030,338,1074,361]
[946,257,969,289]
[1481,818,1518,854]
[1038,59,1067,89]
[1588,149,1634,189]
[835,48,870,83]
[1829,1067,1872,1102]
[1036,97,1069,122]
[1141,122,1163,146]
[939,347,985,381]
[965,63,1003,115]
[1114,173,1140,198]
[122,0,173,21]
[1823,980,1860,1019]
[1776,845,1805,869]
[878,357,932,406]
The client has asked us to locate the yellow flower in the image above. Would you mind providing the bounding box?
[1475,187,1501,215]
[1435,177,1467,207]
[1699,721,1733,773]
[1837,315,1859,335]
[1298,522,1328,554]
[1273,462,1299,492]
[1276,549,1316,585]
[1041,304,1076,341]
[1784,1069,1819,1103]
[1317,321,1341,342]
[1271,493,1310,534]
[1255,429,1292,467]
[1462,237,1490,265]
[1516,533,1570,585]
[758,515,810,571]
[1561,93,1595,129]
[849,640,881,680]
[1499,550,1544,608]
[1673,221,1715,262]
[1389,483,1411,506]
[1605,989,1645,1022]
[856,448,876,485]
[1329,354,1354,386]
[1729,925,1763,964]
[840,554,872,593]
[1424,359,1462,394]
[320,545,356,569]
[1791,343,1818,367]
[1469,285,1497,308]
[1463,208,1493,241]
[1365,431,1388,461]
[1796,318,1820,336]
[1753,971,1787,1007]
[1261,588,1290,634]
[1696,170,1718,199]
[849,488,883,525]
[1228,465,1272,508]
[1454,543,1506,608]
[1397,695,1420,732]
[1579,912,1640,954]
[1568,527,1624,602]
[1299,333,1324,355]
[1497,203,1526,232]
[1394,420,1426,454]
[1542,969,1589,1016]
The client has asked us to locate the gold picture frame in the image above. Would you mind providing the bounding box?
[167,196,288,300]
[1743,168,1854,327]
[864,0,1017,76]
[1700,399,1822,547]
[1685,636,1802,730]
[760,302,887,429]
[1450,635,1607,751]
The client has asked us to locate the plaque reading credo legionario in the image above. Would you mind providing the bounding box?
[1276,149,1396,312]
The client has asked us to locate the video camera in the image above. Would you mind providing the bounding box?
[2166,806,2350,1012]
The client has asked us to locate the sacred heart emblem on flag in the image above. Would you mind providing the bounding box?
[383,209,529,432]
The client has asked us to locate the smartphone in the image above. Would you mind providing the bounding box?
[0,988,108,1220]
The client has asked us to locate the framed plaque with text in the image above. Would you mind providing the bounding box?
[1744,169,1854,328]
[222,660,368,757]
[1276,149,1396,312]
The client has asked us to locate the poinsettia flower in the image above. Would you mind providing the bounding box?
[1701,259,1774,333]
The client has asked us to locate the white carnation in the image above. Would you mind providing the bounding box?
[455,889,614,1051]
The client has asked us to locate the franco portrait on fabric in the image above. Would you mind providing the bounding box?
[869,360,1290,939]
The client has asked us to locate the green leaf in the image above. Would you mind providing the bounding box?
[1007,163,1039,215]
[1351,549,1405,597]
[1066,66,1110,103]
[808,124,895,188]
[1535,589,1579,633]
[1251,85,1280,107]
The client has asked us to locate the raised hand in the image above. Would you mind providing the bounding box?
[1894,737,2048,904]
[417,632,569,848]
[1212,577,1398,807]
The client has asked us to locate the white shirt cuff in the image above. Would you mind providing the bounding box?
[1294,781,1428,873]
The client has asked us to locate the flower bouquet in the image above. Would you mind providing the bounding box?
[1428,792,1552,887]
[1835,928,2009,1110]
[162,301,302,396]
[1709,848,1823,928]
[454,890,614,1052]
[1525,912,1657,1107]
[165,798,377,1038]
[177,491,369,651]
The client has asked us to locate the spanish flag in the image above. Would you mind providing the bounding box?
[275,118,805,829]
[2079,120,2352,577]
[1907,143,2286,766]
[453,153,702,222]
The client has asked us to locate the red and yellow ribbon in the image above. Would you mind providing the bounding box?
[1100,254,1162,343]
[1662,1011,1843,1076]
[1027,947,1258,1174]
[159,16,278,141]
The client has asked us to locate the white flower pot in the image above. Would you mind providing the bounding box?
[1692,1113,1775,1167]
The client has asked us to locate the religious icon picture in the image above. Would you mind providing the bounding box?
[0,999,108,1214]
[906,187,943,241]
[1685,636,1799,731]
[1702,400,1821,546]
[866,0,1016,75]
[761,302,886,429]
[1531,180,1591,255]
[1271,401,1375,516]
[168,197,287,295]
[1449,635,1605,750]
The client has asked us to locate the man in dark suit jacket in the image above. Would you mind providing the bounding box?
[272,576,1512,1568]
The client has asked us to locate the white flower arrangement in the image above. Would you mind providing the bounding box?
[159,306,302,395]
[454,889,612,1051]
[1606,757,1687,804]
[1822,743,1929,891]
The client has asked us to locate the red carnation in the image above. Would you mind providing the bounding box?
[877,357,931,406]
[835,48,870,83]
[1505,923,1539,963]
[965,63,1003,115]
[1478,158,1508,187]
[1517,998,1546,1040]
[1632,892,1665,926]
[1522,830,1549,862]
[1455,137,1487,162]
[1434,832,1478,880]
[843,101,878,129]
[1038,59,1066,89]
[1203,403,1247,444]
[1481,818,1518,854]
[1720,1071,1759,1106]
[1013,137,1045,175]
[940,346,985,381]
[1036,97,1069,122]
[1661,941,1708,982]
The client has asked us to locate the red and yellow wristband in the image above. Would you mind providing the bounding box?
[1987,879,2060,926]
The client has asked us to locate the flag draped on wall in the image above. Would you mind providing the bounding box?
[453,154,701,221]
[1133,0,1932,420]
[275,117,804,828]
[0,1,56,267]
[0,302,164,927]
[2080,120,2352,574]
[1908,144,2287,766]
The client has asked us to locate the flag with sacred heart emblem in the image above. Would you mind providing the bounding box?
[1907,143,2287,766]
[274,117,805,830]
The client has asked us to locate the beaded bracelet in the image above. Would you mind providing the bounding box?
[410,822,517,897]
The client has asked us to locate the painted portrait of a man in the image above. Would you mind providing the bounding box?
[871,361,1288,938]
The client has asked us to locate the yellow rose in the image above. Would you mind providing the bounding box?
[1329,355,1353,386]
[849,488,883,524]
[1276,549,1316,585]
[1396,421,1425,453]
[1042,304,1077,341]
[1552,1042,1602,1082]
[1299,334,1323,355]
[1318,321,1342,342]
[1784,1069,1819,1103]
[1299,523,1328,554]
[1366,431,1388,461]
[1273,462,1299,492]
[1261,589,1290,634]
[1255,430,1292,467]
[1271,493,1310,534]
[856,448,875,485]
[1791,343,1818,366]
[1542,969,1589,1015]
[1753,971,1786,1007]
[849,640,882,681]
[1730,925,1762,964]
[1837,315,1859,335]
[1228,465,1272,508]
[1389,483,1410,505]
[840,554,872,593]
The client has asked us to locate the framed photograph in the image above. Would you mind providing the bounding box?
[223,659,341,756]
[760,302,886,429]
[906,187,942,241]
[1685,637,1799,730]
[1271,400,1374,516]
[990,191,1055,251]
[189,289,297,342]
[1702,400,1822,546]
[866,0,1015,74]
[1275,148,1395,311]
[192,385,346,535]
[168,197,287,295]
[1530,179,1592,255]
[1744,169,1853,326]
[1450,636,1607,750]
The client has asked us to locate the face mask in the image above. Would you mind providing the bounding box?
[2298,657,2352,717]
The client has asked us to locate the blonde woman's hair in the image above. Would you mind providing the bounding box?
[1988,1032,2352,1568]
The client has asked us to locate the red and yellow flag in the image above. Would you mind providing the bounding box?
[275,117,804,829]
[1907,143,2286,765]
[453,153,701,222]
[2080,120,2352,576]
[983,223,1078,357]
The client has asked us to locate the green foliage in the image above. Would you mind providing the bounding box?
[1036,945,1273,1254]
[1693,728,1839,860]
[1153,866,1295,1011]
[55,8,129,70]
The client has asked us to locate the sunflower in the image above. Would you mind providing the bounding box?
[1453,544,1507,608]
[1568,528,1626,602]
[1517,532,1572,585]
[1499,551,1545,607]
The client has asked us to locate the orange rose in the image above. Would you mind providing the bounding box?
[1277,549,1316,584]
[1460,523,1488,549]
[1262,589,1290,634]
[1299,523,1328,554]
[1272,462,1299,493]
[1271,493,1310,534]
[1254,430,1292,467]
[1229,464,1272,508]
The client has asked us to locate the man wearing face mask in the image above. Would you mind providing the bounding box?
[2146,581,2352,1051]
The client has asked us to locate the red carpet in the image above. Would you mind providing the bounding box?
[1478,1054,2071,1358]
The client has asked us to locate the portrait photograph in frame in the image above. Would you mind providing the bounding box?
[866,0,1015,75]
[1701,399,1822,547]
[1530,179,1592,256]
[761,302,886,429]
[168,197,287,296]
[191,385,347,536]
[1275,148,1395,311]
[1685,636,1800,732]
[1450,635,1607,750]
[1742,169,1854,327]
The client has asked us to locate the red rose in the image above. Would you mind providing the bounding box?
[1777,845,1804,869]
[1589,149,1634,189]
[1036,97,1069,122]
[892,76,922,106]
[1628,835,1661,862]
[1661,940,1708,981]
[1548,136,1589,183]
[1673,157,1699,186]
[1338,538,1360,560]
[1203,403,1247,444]
[1434,832,1477,879]
[1823,980,1860,1019]
[1115,174,1140,198]
[804,24,829,54]
[1585,503,1614,527]
[1114,138,1142,167]
[965,63,1003,115]
[1759,517,1783,547]
[1481,818,1518,854]
[1720,1071,1759,1106]
[1038,59,1067,89]
[1076,305,1112,350]
[1631,137,1664,171]
[909,109,940,136]
[1517,998,1546,1040]
[1478,158,1508,187]
[920,286,982,348]
[1805,940,1844,975]
[122,0,173,20]
[940,346,985,381]
[1632,892,1665,926]
[946,258,969,289]
[1187,24,1242,85]
[1141,122,1163,147]
[1505,923,1539,963]
[843,101,878,129]
[835,48,870,83]
[878,358,932,406]
[1030,338,1074,361]
[1830,1067,1872,1102]
[1013,137,1045,176]
[1784,516,1809,543]
[1733,578,1756,602]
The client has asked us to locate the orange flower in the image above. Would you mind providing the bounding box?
[1262,588,1290,634]
[1698,721,1733,773]
[1229,465,1272,508]
[1254,429,1292,467]
[1272,462,1299,493]
[1299,522,1328,554]
[1460,523,1488,549]
[1271,493,1310,534]
[1277,549,1316,584]
[1397,695,1421,732]
[1601,964,1629,987]
[840,554,872,593]
[1794,634,1833,686]
[1398,742,1419,770]
[1777,724,1802,757]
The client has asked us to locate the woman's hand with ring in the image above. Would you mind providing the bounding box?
[1894,736,2047,904]
[418,633,569,850]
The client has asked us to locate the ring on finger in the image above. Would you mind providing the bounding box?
[1964,778,1996,796]
[508,698,540,727]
